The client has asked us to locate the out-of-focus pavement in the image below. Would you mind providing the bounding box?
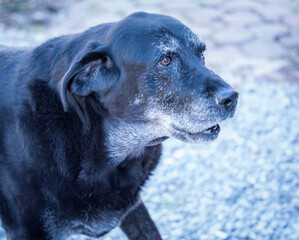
[0,0,299,240]
[1,0,299,83]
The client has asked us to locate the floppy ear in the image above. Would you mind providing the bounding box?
[59,46,120,112]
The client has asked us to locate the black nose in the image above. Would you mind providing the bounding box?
[216,90,239,111]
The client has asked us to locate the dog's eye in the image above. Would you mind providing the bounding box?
[158,57,171,66]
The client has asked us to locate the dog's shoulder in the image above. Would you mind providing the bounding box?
[0,45,28,80]
[0,46,30,131]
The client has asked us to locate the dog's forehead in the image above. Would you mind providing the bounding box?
[154,28,205,55]
[129,13,205,54]
[124,12,203,45]
[109,12,205,63]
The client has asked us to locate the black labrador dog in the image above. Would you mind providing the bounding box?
[0,12,238,240]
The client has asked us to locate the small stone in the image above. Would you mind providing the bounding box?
[248,23,289,41]
[221,11,261,27]
[240,41,286,58]
[213,27,254,44]
[31,11,50,24]
[283,15,299,28]
[201,234,213,240]
[173,149,185,159]
[255,220,268,231]
[215,230,228,239]
[164,157,175,165]
[258,4,290,22]
[171,228,184,236]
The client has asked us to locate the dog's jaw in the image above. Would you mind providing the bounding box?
[104,118,168,164]
[146,136,169,146]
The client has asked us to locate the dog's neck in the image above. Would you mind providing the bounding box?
[104,118,167,163]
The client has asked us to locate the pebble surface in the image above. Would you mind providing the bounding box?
[0,0,299,239]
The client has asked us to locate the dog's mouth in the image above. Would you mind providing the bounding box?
[191,124,220,135]
[171,123,221,142]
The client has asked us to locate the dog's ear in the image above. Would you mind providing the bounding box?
[59,45,120,112]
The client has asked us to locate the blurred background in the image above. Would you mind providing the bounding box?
[0,0,298,239]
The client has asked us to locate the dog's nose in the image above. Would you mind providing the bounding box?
[216,89,239,111]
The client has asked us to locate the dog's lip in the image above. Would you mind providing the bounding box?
[172,123,221,136]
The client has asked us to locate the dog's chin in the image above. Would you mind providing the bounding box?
[171,124,221,143]
[146,136,169,146]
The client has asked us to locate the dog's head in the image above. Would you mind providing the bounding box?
[59,12,238,149]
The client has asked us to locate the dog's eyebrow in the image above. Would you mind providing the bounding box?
[184,29,206,54]
[154,37,179,55]
[196,41,206,53]
[187,39,206,56]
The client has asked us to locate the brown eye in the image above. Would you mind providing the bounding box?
[158,57,171,66]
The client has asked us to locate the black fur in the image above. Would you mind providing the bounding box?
[0,12,238,240]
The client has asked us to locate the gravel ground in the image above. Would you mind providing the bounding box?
[0,0,299,239]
